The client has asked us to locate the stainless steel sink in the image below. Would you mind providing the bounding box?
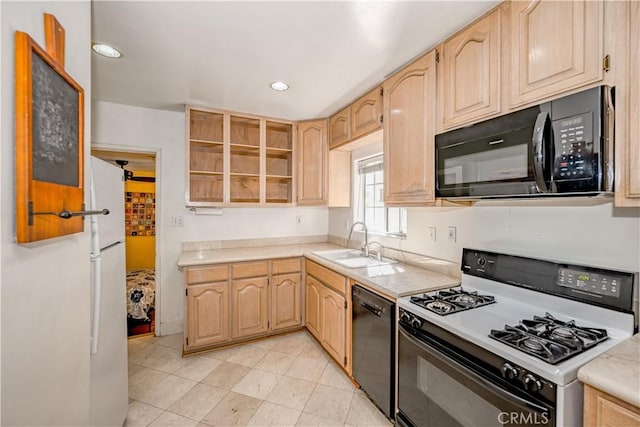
[310,249,397,269]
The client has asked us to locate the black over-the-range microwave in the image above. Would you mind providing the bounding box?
[435,85,614,199]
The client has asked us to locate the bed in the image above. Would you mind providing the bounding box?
[126,269,155,322]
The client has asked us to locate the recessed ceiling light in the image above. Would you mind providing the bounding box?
[92,43,123,59]
[270,81,289,91]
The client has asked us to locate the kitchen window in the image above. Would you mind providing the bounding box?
[354,154,407,237]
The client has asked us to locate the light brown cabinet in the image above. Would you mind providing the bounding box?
[231,276,269,338]
[383,51,437,206]
[183,257,303,353]
[438,8,501,130]
[304,260,350,371]
[615,1,640,206]
[186,107,294,206]
[185,282,229,349]
[271,273,302,331]
[297,120,328,205]
[584,385,640,427]
[506,0,604,109]
[329,106,351,149]
[350,87,382,141]
[305,276,322,339]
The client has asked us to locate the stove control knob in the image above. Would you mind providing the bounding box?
[410,317,423,329]
[400,311,412,324]
[523,374,543,392]
[501,363,519,380]
[477,257,486,266]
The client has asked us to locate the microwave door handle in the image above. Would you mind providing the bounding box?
[532,112,550,193]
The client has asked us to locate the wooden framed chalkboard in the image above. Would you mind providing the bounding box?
[15,30,85,243]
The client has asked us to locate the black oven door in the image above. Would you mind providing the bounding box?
[397,325,555,427]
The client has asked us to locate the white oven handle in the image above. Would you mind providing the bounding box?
[399,326,553,417]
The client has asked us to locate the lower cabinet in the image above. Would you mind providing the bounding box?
[185,282,229,350]
[304,260,350,372]
[183,257,303,353]
[584,385,640,427]
[271,273,302,331]
[232,277,269,338]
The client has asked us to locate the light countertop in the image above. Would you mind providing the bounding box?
[178,243,460,299]
[578,333,640,408]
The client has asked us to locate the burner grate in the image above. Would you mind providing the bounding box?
[410,287,495,316]
[489,312,609,364]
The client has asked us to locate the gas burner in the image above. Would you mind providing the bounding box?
[426,301,456,314]
[409,287,496,316]
[490,312,609,364]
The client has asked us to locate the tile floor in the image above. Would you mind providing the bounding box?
[126,330,392,426]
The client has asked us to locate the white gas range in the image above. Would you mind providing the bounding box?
[396,248,637,427]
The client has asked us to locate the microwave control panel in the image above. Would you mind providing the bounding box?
[552,113,594,181]
[556,267,621,298]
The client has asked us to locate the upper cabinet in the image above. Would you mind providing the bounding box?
[350,87,382,140]
[507,0,604,108]
[329,106,351,149]
[437,8,501,131]
[615,1,640,206]
[329,86,382,149]
[186,107,294,206]
[383,51,436,206]
[297,120,328,205]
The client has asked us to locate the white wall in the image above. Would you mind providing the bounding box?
[1,2,91,425]
[92,101,329,334]
[330,139,640,272]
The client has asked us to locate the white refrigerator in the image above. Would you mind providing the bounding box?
[89,156,129,426]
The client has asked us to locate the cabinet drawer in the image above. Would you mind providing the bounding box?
[186,265,229,284]
[232,261,269,279]
[305,260,347,295]
[272,258,302,275]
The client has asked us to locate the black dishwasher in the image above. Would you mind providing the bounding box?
[352,285,395,420]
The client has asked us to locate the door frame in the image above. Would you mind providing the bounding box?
[91,143,163,336]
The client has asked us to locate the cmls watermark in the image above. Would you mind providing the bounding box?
[498,412,550,425]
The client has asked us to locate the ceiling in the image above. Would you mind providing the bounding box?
[92,149,156,172]
[91,1,499,121]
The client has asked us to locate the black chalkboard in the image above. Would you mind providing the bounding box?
[31,50,79,187]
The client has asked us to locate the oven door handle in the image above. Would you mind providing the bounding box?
[399,326,551,415]
[532,111,551,193]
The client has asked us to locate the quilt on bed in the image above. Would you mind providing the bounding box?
[126,269,155,321]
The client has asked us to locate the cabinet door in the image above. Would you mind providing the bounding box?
[383,51,436,205]
[271,273,301,331]
[320,286,346,367]
[351,87,382,140]
[508,0,604,108]
[329,107,351,149]
[297,120,328,205]
[305,276,322,339]
[623,2,640,201]
[185,282,229,349]
[231,277,269,338]
[584,385,640,427]
[439,8,501,130]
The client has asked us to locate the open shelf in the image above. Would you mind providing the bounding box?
[190,110,223,143]
[231,116,260,147]
[190,174,223,203]
[266,176,292,203]
[190,141,223,174]
[230,175,260,203]
[266,121,293,150]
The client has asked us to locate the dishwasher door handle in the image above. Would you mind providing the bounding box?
[359,301,383,317]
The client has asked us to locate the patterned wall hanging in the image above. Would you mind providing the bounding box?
[125,192,155,236]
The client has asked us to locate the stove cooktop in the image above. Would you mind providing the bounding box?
[489,312,609,365]
[409,288,496,315]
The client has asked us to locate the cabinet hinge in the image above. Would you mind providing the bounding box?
[185,337,188,346]
[603,54,610,72]
[379,87,383,97]
[435,49,440,64]
[268,321,270,329]
[185,289,188,296]
[379,115,383,124]
[344,301,347,309]
[344,356,347,366]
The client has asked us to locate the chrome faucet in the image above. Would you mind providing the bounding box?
[347,221,369,257]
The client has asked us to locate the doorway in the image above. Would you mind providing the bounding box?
[92,149,157,338]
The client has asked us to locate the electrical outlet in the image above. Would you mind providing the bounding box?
[428,227,436,242]
[447,226,457,243]
[296,215,302,224]
[172,216,184,227]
